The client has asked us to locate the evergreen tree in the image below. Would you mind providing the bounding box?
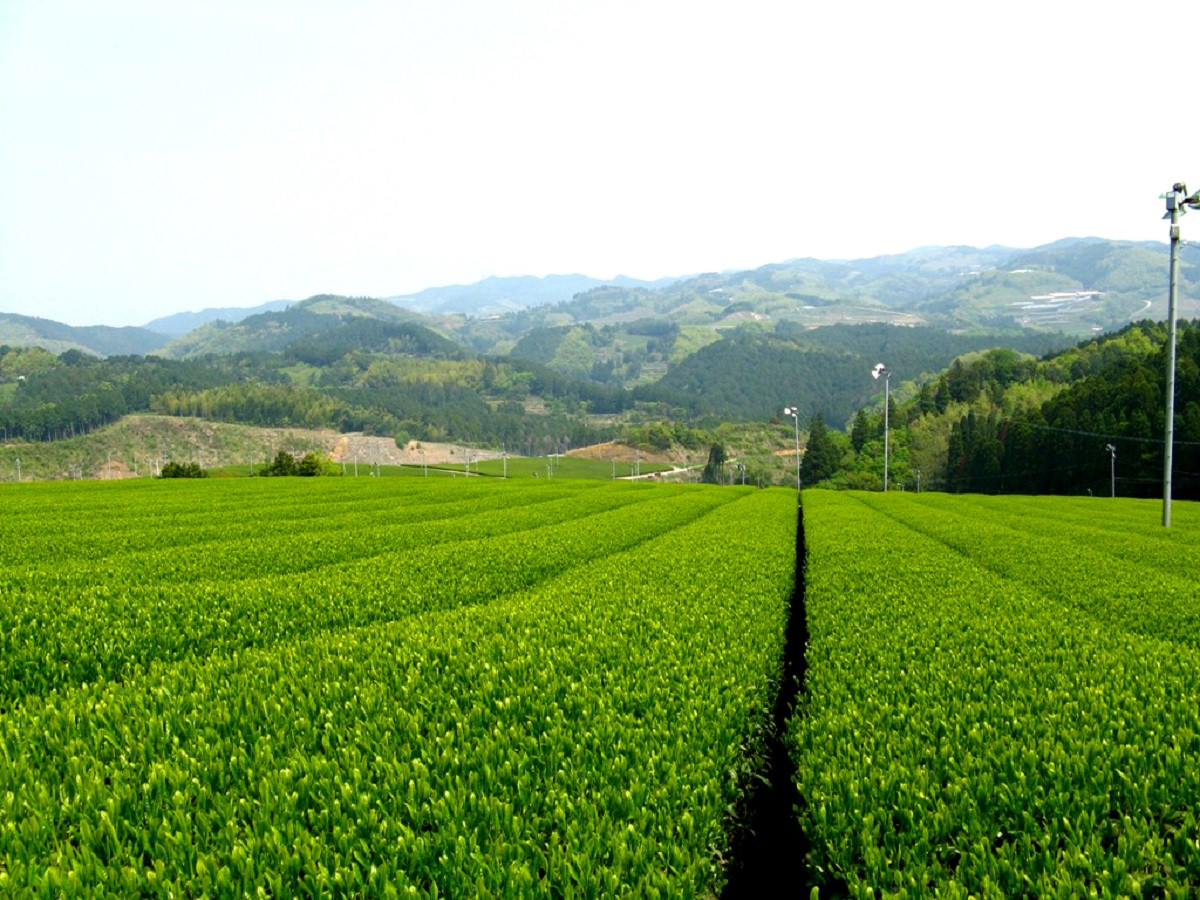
[701,443,727,484]
[850,409,872,452]
[802,414,841,485]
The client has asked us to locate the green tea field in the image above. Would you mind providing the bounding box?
[798,491,1200,897]
[0,478,797,896]
[7,478,1200,896]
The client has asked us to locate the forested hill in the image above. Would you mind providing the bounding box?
[935,322,1200,497]
[157,295,440,358]
[0,313,169,357]
[647,324,1067,425]
[805,320,1200,499]
[0,322,630,453]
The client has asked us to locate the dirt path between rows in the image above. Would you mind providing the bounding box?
[722,498,813,897]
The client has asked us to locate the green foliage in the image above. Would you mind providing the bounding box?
[797,491,1200,895]
[701,443,727,484]
[0,314,169,357]
[623,420,708,452]
[156,381,354,431]
[258,450,334,477]
[801,414,841,486]
[0,348,234,441]
[813,320,1200,497]
[158,460,205,478]
[649,325,1067,425]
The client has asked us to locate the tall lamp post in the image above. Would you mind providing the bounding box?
[1162,183,1200,526]
[783,406,801,491]
[872,363,891,492]
[1106,444,1116,499]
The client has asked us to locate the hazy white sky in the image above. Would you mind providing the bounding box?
[1,0,1197,327]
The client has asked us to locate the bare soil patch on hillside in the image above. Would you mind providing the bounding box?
[566,441,686,465]
[330,436,505,466]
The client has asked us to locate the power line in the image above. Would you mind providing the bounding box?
[998,418,1200,447]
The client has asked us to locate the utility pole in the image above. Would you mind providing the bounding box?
[14,456,20,482]
[783,407,800,491]
[872,363,891,492]
[1106,444,1116,498]
[1162,183,1200,526]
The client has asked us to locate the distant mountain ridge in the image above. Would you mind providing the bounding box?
[157,295,432,359]
[5,238,1197,361]
[0,313,169,357]
[386,273,678,316]
[143,300,294,335]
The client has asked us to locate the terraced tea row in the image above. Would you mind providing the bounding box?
[853,492,1200,647]
[0,480,799,895]
[1,482,735,708]
[795,491,1200,896]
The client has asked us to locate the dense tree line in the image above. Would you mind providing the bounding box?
[940,323,1200,497]
[807,321,1200,499]
[152,382,374,432]
[652,324,1071,425]
[0,348,234,441]
[285,320,466,367]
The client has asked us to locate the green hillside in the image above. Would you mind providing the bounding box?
[648,324,1069,425]
[807,319,1200,499]
[0,313,169,357]
[158,295,438,358]
[448,239,1196,361]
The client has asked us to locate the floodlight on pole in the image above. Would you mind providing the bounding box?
[783,407,800,491]
[1106,444,1116,499]
[1161,182,1200,526]
[872,363,891,492]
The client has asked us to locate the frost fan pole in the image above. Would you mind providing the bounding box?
[1162,183,1200,527]
[872,363,891,492]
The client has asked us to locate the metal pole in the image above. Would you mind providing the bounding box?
[1164,190,1181,527]
[1107,444,1116,499]
[783,407,800,491]
[883,371,890,493]
[793,415,800,491]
